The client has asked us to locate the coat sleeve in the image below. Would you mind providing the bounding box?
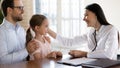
[56,34,88,46]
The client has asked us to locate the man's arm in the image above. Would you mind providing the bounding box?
[0,31,28,64]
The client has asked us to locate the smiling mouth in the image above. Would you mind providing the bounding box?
[86,21,90,26]
[85,21,89,23]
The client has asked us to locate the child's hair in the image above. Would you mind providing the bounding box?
[26,14,47,46]
[26,14,47,60]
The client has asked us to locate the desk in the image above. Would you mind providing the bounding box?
[0,55,120,68]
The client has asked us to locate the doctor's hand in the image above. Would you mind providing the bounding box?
[69,50,87,58]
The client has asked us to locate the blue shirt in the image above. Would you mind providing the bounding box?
[0,19,28,64]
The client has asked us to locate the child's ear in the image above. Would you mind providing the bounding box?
[34,26,39,31]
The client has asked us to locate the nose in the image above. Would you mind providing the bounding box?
[21,9,24,14]
[19,7,24,14]
[83,16,86,21]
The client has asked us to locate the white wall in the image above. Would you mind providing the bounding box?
[84,0,120,31]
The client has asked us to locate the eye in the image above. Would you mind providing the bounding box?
[13,6,24,10]
[85,14,88,19]
[85,16,88,19]
[46,25,48,27]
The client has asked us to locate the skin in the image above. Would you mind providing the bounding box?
[4,0,39,55]
[69,10,101,58]
[33,19,62,59]
[47,9,102,58]
[6,0,24,25]
[34,19,49,43]
[83,10,101,31]
[33,19,49,59]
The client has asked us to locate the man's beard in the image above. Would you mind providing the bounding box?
[12,15,23,22]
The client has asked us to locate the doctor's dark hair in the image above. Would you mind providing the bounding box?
[85,3,110,25]
[1,0,14,16]
[26,14,47,46]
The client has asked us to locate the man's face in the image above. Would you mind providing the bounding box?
[11,0,24,22]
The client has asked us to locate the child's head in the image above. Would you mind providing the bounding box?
[26,14,48,45]
[30,14,48,35]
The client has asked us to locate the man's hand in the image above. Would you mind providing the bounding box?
[69,50,87,58]
[26,39,39,54]
[56,51,62,57]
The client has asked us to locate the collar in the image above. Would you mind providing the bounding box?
[3,18,20,30]
[96,25,104,34]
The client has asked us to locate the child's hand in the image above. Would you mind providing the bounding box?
[47,51,62,59]
[56,51,62,57]
[47,51,56,59]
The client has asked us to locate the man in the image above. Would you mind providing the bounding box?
[0,0,38,64]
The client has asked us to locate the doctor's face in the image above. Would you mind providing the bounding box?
[83,10,97,27]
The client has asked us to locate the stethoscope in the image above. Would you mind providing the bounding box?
[92,30,97,52]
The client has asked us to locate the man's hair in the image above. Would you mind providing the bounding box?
[1,0,14,17]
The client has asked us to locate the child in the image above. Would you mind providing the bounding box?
[26,14,62,60]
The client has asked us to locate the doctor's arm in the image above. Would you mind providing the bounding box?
[48,28,88,46]
[47,28,57,39]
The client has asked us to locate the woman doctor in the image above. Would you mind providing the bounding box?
[48,3,119,60]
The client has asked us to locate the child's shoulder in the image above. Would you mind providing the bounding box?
[32,38,41,44]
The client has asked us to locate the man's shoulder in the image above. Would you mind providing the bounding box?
[0,19,8,30]
[0,24,6,37]
[0,23,6,31]
[0,21,10,36]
